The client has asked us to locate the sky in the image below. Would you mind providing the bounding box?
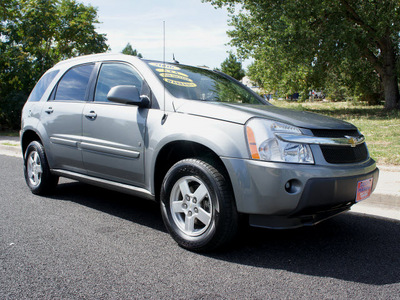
[79,0,247,69]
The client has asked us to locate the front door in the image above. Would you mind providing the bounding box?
[81,62,147,187]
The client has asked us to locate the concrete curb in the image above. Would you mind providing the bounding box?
[1,136,399,220]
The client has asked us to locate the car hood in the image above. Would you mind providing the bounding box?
[174,101,356,130]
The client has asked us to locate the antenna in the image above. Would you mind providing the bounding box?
[162,21,167,124]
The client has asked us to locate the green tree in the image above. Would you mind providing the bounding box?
[220,52,245,80]
[204,0,400,109]
[0,0,109,129]
[122,43,143,58]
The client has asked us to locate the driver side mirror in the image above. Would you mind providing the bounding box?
[107,85,150,108]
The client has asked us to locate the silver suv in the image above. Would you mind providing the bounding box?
[21,54,379,251]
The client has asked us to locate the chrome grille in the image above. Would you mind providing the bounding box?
[311,129,369,164]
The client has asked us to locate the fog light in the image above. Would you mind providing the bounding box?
[284,179,302,194]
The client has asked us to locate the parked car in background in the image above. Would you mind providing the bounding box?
[21,54,379,251]
[310,90,325,99]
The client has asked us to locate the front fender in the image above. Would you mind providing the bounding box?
[144,110,249,194]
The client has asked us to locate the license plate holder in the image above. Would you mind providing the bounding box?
[356,178,373,202]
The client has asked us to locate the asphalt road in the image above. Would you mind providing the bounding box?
[1,155,399,299]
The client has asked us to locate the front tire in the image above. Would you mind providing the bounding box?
[160,159,238,251]
[24,141,59,195]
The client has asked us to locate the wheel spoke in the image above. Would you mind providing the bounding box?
[196,207,211,225]
[27,157,33,176]
[178,179,191,198]
[184,215,195,233]
[36,165,43,175]
[33,152,39,164]
[32,173,38,185]
[171,201,185,214]
[29,155,35,169]
[193,183,208,203]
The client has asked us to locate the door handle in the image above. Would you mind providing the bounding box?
[85,111,97,120]
[45,107,53,114]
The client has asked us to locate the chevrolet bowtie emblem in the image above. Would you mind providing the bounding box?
[345,135,360,147]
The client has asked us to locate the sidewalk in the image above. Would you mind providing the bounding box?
[0,136,21,158]
[1,135,399,220]
[351,164,400,221]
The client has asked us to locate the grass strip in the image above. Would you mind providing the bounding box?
[270,100,400,165]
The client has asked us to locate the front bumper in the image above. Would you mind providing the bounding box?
[221,157,379,228]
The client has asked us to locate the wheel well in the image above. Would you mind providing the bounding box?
[21,130,41,155]
[154,141,231,201]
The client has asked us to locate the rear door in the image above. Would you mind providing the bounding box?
[81,62,147,187]
[41,63,95,173]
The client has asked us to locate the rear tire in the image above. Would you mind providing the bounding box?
[24,141,59,195]
[160,158,238,251]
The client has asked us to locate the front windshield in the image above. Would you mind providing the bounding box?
[145,60,266,105]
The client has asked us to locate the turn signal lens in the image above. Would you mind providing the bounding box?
[246,126,260,159]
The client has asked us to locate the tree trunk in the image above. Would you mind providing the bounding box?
[382,73,400,110]
[377,38,399,110]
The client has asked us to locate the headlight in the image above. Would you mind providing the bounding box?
[245,118,314,164]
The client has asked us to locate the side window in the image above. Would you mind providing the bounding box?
[54,64,95,101]
[95,63,143,102]
[27,70,59,102]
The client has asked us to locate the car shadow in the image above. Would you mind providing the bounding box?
[50,179,399,286]
[51,179,166,232]
[211,213,400,286]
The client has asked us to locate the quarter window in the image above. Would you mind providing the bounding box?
[95,63,143,102]
[55,64,95,101]
[28,70,59,102]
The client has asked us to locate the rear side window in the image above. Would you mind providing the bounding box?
[27,70,59,102]
[54,64,95,101]
[95,63,143,102]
